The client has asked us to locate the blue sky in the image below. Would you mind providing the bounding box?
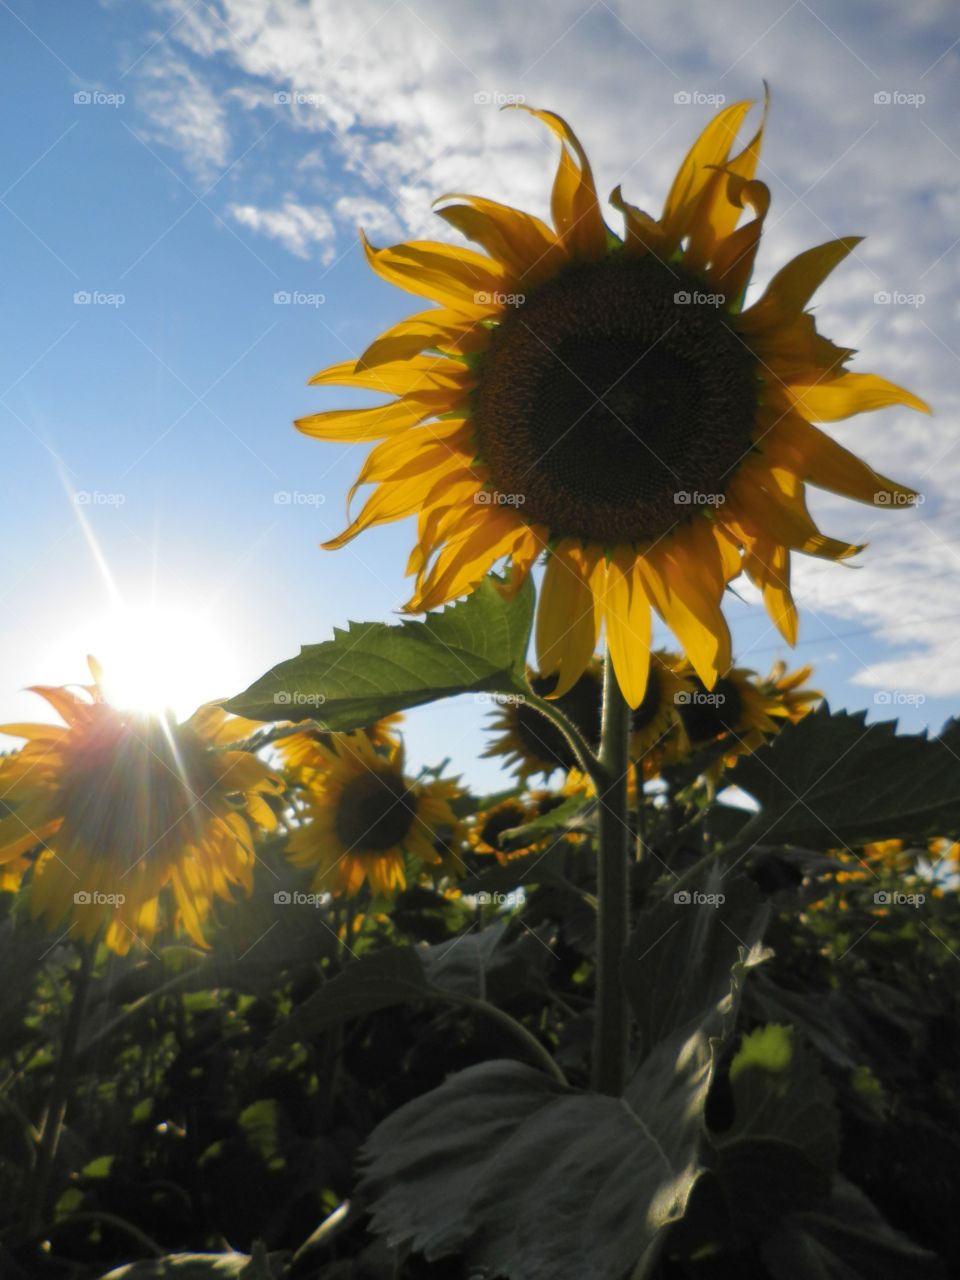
[2,0,959,789]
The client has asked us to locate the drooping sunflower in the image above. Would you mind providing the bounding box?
[629,649,693,759]
[482,662,602,781]
[277,713,403,783]
[287,731,461,896]
[298,97,927,709]
[757,659,822,723]
[0,660,282,954]
[676,662,784,758]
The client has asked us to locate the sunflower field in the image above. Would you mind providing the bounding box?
[3,96,959,1280]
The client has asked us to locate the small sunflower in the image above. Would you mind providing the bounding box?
[483,662,602,781]
[277,713,403,783]
[757,659,822,723]
[287,731,460,896]
[0,660,282,954]
[299,96,927,709]
[468,790,566,863]
[629,650,693,759]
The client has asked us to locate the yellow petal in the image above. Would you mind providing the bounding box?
[361,230,507,309]
[308,354,469,394]
[510,106,607,259]
[783,370,930,421]
[661,100,754,253]
[356,309,489,369]
[295,392,453,442]
[602,550,652,708]
[637,541,731,690]
[535,541,599,698]
[433,194,564,286]
[738,238,862,332]
[764,414,919,506]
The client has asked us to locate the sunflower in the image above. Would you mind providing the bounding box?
[757,659,822,723]
[468,790,567,863]
[0,660,282,954]
[298,97,927,709]
[629,650,693,759]
[277,713,403,783]
[483,662,602,781]
[676,662,784,760]
[287,731,460,896]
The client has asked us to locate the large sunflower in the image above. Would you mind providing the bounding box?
[299,97,927,708]
[287,731,461,896]
[0,660,282,954]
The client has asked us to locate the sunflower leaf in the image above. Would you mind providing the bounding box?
[728,705,960,849]
[224,574,534,726]
[358,874,770,1280]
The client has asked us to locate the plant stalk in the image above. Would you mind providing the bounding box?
[26,942,95,1237]
[591,653,631,1095]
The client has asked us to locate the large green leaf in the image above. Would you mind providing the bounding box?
[358,875,770,1280]
[264,922,550,1056]
[729,706,960,849]
[761,1177,941,1279]
[224,574,533,726]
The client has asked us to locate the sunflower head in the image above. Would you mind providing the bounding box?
[0,659,282,954]
[483,661,602,781]
[300,95,927,711]
[287,731,461,897]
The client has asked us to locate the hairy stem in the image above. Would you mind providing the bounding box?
[591,654,631,1095]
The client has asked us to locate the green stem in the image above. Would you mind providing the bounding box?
[524,692,603,788]
[591,653,631,1096]
[433,992,568,1086]
[26,943,95,1237]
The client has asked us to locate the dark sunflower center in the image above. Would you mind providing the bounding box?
[479,801,527,850]
[472,255,758,543]
[678,677,743,744]
[335,770,414,853]
[515,670,602,771]
[631,666,664,733]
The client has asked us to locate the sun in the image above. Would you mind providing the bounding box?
[65,601,238,718]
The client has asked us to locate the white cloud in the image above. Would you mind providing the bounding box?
[228,200,336,259]
[138,53,230,183]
